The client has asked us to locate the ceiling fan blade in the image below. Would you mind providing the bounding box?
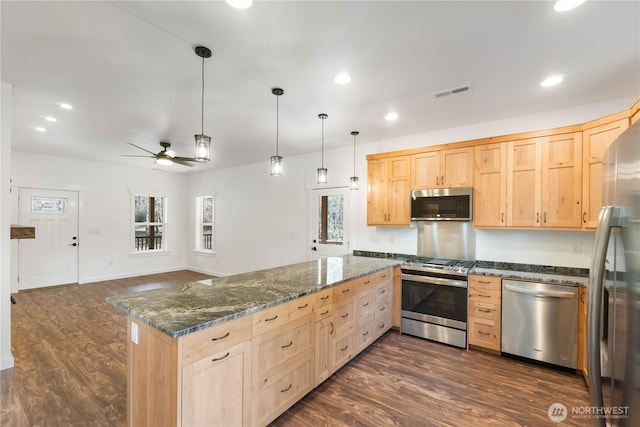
[127,143,158,156]
[172,158,195,167]
[172,156,198,162]
[121,155,156,158]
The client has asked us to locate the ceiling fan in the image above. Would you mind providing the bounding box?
[121,141,197,167]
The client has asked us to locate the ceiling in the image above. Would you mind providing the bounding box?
[2,1,639,173]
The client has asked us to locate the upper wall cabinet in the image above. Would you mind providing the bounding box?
[504,133,583,228]
[632,107,640,126]
[582,119,629,229]
[367,156,411,226]
[411,147,473,190]
[474,143,507,227]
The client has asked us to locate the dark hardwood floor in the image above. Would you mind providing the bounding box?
[1,271,591,426]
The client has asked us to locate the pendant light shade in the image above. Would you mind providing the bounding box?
[317,113,328,184]
[194,46,212,162]
[270,88,284,176]
[350,131,359,190]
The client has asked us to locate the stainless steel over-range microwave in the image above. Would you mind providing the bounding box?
[410,187,473,221]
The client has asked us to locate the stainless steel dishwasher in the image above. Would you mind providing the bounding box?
[501,279,579,369]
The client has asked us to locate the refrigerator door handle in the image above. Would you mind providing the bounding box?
[587,205,616,423]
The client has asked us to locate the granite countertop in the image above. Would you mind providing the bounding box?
[471,261,589,287]
[107,255,401,339]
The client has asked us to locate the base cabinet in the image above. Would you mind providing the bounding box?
[127,266,398,427]
[467,274,502,352]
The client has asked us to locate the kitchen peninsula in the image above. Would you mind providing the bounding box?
[107,255,401,427]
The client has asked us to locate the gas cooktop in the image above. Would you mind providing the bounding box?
[401,257,475,276]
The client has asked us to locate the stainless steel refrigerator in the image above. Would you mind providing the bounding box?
[588,119,640,426]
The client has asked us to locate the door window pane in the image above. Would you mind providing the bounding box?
[318,194,344,244]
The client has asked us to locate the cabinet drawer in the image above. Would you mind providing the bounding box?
[314,304,333,322]
[374,309,391,338]
[333,280,361,303]
[354,321,374,354]
[253,316,312,382]
[375,281,392,303]
[252,303,289,336]
[356,289,375,324]
[469,275,502,291]
[468,317,501,351]
[313,289,333,309]
[181,315,252,366]
[468,284,501,303]
[334,298,355,336]
[252,355,313,427]
[331,331,354,371]
[288,294,314,322]
[469,300,500,321]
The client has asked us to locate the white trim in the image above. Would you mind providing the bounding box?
[9,181,88,192]
[79,266,186,285]
[187,265,229,277]
[127,186,168,197]
[0,355,15,371]
[192,249,216,257]
[128,249,173,258]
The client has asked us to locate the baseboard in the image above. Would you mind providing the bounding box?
[0,354,15,371]
[80,266,188,285]
[186,266,230,277]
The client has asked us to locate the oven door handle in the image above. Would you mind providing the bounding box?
[401,273,467,288]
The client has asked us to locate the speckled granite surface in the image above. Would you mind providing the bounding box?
[472,260,589,287]
[107,255,401,339]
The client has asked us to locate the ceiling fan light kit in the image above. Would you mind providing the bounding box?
[270,87,285,176]
[194,45,213,162]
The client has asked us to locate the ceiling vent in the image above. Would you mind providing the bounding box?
[434,85,470,98]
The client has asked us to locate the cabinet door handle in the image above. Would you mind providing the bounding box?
[364,280,371,285]
[478,331,491,336]
[265,315,278,322]
[381,274,387,278]
[297,303,308,309]
[478,308,492,313]
[379,323,386,329]
[478,294,491,298]
[342,288,350,294]
[379,289,386,294]
[441,176,444,186]
[536,212,540,223]
[544,212,547,224]
[379,306,386,311]
[280,384,292,393]
[436,176,440,186]
[211,332,230,341]
[320,310,329,316]
[211,352,230,362]
[362,302,369,307]
[340,345,349,351]
[341,313,349,318]
[320,295,330,300]
[583,212,587,224]
[362,331,369,337]
[501,213,504,223]
[281,341,293,349]
[478,280,491,284]
[329,321,334,335]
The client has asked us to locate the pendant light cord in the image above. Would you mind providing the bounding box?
[321,118,324,167]
[353,134,356,175]
[276,95,279,156]
[201,56,205,135]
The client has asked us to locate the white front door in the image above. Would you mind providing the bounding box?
[309,187,351,259]
[18,188,79,289]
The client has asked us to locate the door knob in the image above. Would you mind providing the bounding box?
[311,246,317,251]
[70,243,77,247]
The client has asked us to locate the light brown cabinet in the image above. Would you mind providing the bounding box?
[582,119,629,229]
[505,133,583,228]
[411,147,473,189]
[467,274,502,352]
[367,156,411,226]
[474,143,507,227]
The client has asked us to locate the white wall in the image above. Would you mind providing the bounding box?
[186,96,636,275]
[1,83,15,369]
[11,152,189,285]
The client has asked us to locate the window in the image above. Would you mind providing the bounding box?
[196,196,214,252]
[133,195,166,252]
[317,194,344,244]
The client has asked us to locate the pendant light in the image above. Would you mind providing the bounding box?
[194,46,212,162]
[350,131,359,190]
[317,113,328,184]
[270,88,284,176]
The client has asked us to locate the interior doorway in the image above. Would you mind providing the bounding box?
[309,187,352,259]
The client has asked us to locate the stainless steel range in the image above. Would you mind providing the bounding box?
[401,256,474,348]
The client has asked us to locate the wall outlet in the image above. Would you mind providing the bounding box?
[131,322,138,344]
[572,243,582,255]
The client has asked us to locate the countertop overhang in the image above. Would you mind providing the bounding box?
[107,255,401,338]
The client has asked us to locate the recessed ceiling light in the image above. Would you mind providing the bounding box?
[44,116,57,122]
[34,126,46,132]
[385,112,399,121]
[554,0,586,12]
[540,74,564,87]
[225,0,252,9]
[58,102,73,110]
[334,72,352,85]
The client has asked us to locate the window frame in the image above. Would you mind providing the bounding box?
[129,189,169,255]
[195,195,215,254]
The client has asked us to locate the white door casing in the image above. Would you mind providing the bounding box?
[309,187,351,259]
[18,188,79,289]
